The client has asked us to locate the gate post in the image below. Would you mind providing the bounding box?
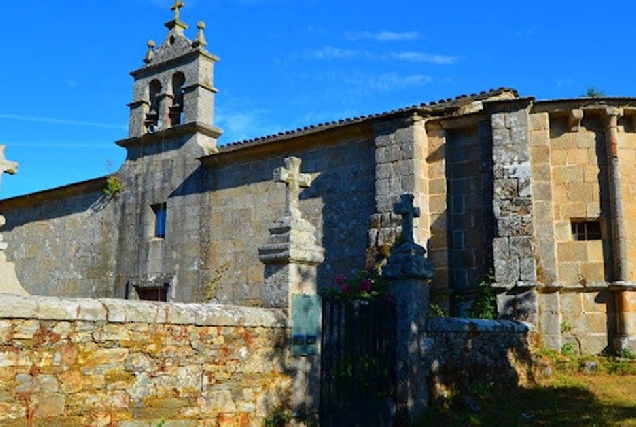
[383,193,434,423]
[258,156,324,423]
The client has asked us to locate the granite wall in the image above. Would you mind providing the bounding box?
[1,181,119,298]
[201,138,376,305]
[425,317,535,401]
[0,294,290,426]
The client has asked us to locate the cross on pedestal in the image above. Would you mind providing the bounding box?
[0,145,17,194]
[171,0,185,21]
[393,193,420,244]
[274,156,311,216]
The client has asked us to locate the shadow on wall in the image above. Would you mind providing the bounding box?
[424,318,536,412]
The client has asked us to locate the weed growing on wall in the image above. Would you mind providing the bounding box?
[467,271,497,320]
[198,262,230,303]
[103,175,124,198]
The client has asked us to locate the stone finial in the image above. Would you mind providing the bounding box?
[394,193,420,244]
[192,21,208,48]
[144,40,156,64]
[274,156,311,217]
[0,145,18,194]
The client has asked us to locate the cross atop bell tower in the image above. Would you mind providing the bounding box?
[165,0,187,35]
[122,1,222,146]
[171,0,185,20]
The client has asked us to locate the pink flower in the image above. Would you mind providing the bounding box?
[360,279,372,292]
[365,265,375,272]
[335,274,347,285]
[341,283,351,293]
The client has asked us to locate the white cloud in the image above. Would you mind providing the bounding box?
[346,30,421,42]
[7,141,115,149]
[342,72,433,93]
[302,46,457,65]
[304,46,361,60]
[0,113,127,130]
[390,52,457,65]
[215,109,283,143]
[66,80,81,89]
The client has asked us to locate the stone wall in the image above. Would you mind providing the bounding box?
[444,126,491,312]
[0,294,290,426]
[202,139,376,305]
[548,115,608,286]
[425,318,535,400]
[2,182,119,298]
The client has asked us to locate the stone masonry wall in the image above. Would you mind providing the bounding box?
[444,126,490,313]
[202,139,376,305]
[425,318,535,400]
[548,115,608,286]
[0,294,290,426]
[116,133,213,303]
[489,100,538,323]
[2,187,119,298]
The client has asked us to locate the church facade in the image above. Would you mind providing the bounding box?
[2,4,636,355]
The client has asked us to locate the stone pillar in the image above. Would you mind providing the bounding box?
[603,107,636,352]
[488,99,538,324]
[258,156,324,422]
[0,146,28,295]
[383,193,434,423]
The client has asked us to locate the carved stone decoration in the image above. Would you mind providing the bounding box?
[0,145,28,295]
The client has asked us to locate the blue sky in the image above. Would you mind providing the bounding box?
[1,0,635,198]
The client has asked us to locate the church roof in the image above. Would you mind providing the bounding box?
[217,87,519,153]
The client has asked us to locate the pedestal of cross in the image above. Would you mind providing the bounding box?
[0,145,27,295]
[258,156,323,423]
[382,193,433,422]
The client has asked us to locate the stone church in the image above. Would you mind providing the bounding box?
[2,3,636,355]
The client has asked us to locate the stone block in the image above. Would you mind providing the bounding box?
[557,263,580,284]
[0,295,38,319]
[529,113,549,132]
[558,202,587,220]
[532,163,551,183]
[32,393,65,418]
[574,132,597,149]
[552,166,583,184]
[579,262,605,283]
[557,241,588,263]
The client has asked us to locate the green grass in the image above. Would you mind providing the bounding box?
[418,373,636,426]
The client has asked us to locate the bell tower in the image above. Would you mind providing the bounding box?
[114,1,222,303]
[125,0,221,146]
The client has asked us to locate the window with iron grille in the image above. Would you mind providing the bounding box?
[571,220,602,241]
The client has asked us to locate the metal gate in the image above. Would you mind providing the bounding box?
[320,299,397,426]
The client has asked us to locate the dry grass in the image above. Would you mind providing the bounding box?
[420,373,636,426]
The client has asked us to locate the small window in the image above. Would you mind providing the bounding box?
[137,285,168,302]
[571,220,602,241]
[152,203,167,238]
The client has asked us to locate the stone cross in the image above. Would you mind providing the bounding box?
[274,156,311,216]
[0,145,18,194]
[171,0,185,21]
[394,193,420,244]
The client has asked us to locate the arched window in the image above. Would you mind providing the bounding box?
[145,79,162,132]
[169,72,186,126]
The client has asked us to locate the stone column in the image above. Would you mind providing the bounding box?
[603,107,636,352]
[0,145,28,295]
[383,193,434,423]
[488,99,538,324]
[258,156,324,422]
